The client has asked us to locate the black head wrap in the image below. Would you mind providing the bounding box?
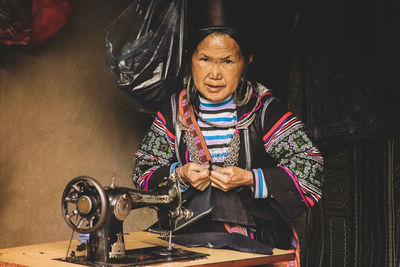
[186,0,252,59]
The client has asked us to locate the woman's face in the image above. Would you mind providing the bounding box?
[191,33,244,102]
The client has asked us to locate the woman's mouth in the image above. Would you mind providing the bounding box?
[206,84,225,92]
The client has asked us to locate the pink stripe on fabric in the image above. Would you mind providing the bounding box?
[144,170,155,191]
[238,100,262,121]
[199,138,228,146]
[185,147,189,163]
[280,166,310,208]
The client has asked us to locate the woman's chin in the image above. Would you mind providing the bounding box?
[200,89,232,102]
[203,94,226,102]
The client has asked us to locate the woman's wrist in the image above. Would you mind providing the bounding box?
[174,166,189,187]
[246,169,254,187]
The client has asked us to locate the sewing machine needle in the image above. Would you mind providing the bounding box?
[167,230,173,251]
[111,169,116,188]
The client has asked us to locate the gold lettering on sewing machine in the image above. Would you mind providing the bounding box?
[130,194,171,204]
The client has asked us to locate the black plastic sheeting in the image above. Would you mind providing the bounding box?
[105,0,185,114]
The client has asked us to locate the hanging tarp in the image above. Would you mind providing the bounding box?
[105,0,185,114]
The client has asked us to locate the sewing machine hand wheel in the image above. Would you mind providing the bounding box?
[61,176,108,234]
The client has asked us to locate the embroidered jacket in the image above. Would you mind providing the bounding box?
[133,83,324,239]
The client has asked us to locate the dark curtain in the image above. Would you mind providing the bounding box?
[299,0,398,147]
[303,137,399,267]
[244,0,296,100]
[290,0,400,266]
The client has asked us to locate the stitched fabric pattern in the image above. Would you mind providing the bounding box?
[265,116,324,206]
[133,115,174,188]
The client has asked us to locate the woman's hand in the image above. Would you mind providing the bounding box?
[179,162,210,191]
[210,165,253,192]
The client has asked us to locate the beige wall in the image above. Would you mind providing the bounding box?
[0,1,157,249]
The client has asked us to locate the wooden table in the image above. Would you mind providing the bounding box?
[0,231,295,266]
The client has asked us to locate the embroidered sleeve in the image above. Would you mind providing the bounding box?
[252,93,324,220]
[133,111,176,190]
[254,97,324,219]
[262,112,324,207]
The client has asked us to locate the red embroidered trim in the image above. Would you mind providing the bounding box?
[178,89,212,164]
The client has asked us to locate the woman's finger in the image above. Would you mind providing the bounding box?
[210,169,229,183]
[210,173,228,188]
[191,169,209,180]
[189,162,209,172]
[212,165,234,175]
[198,180,211,191]
[193,177,209,190]
[210,180,228,192]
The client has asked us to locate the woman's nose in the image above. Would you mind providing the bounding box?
[208,63,222,80]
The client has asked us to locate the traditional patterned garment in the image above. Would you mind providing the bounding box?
[258,111,323,207]
[133,82,324,264]
[197,95,237,164]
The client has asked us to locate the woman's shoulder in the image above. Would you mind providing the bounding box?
[156,92,180,114]
[253,82,284,109]
[254,82,272,98]
[252,82,289,122]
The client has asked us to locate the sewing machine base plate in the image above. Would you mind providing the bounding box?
[56,246,209,266]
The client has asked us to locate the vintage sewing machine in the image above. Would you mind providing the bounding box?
[59,175,208,266]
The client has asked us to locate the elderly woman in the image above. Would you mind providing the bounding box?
[133,6,324,266]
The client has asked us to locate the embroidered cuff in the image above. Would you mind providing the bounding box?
[170,162,182,174]
[252,168,269,199]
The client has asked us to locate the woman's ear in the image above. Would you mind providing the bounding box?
[248,54,254,64]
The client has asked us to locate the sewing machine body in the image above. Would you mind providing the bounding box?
[60,176,198,265]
